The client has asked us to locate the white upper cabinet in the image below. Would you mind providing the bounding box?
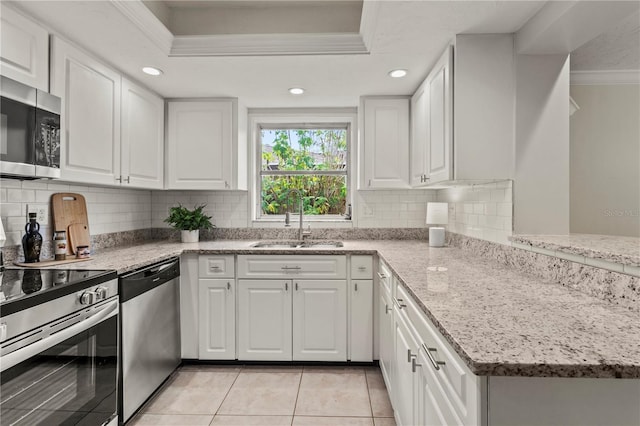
[411,46,453,187]
[167,100,236,190]
[360,97,410,189]
[410,82,429,187]
[0,4,49,91]
[453,34,515,182]
[121,78,164,189]
[426,46,453,185]
[51,37,165,188]
[51,36,122,186]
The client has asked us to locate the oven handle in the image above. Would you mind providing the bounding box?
[1,300,118,373]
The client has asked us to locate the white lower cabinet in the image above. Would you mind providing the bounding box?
[293,280,347,361]
[378,270,395,397]
[349,279,373,362]
[198,279,235,360]
[394,309,419,426]
[237,279,293,361]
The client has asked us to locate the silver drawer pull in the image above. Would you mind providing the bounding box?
[354,283,358,292]
[281,266,302,270]
[377,272,387,279]
[211,265,221,270]
[422,343,446,370]
[407,349,416,363]
[385,304,392,314]
[227,282,231,290]
[412,357,422,373]
[358,266,366,271]
[394,298,406,309]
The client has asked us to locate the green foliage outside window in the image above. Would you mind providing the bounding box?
[261,129,347,216]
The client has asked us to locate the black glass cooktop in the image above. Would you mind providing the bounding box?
[0,268,117,317]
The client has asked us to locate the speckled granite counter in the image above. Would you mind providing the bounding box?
[42,239,640,378]
[511,234,640,267]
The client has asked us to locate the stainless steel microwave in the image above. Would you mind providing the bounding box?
[0,76,61,179]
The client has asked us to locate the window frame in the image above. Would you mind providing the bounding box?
[249,109,356,224]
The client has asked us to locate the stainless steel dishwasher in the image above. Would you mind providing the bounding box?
[119,257,181,423]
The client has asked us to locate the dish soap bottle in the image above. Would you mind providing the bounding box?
[23,213,43,263]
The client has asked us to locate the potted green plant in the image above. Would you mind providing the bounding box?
[164,204,214,243]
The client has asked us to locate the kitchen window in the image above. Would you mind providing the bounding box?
[254,118,352,221]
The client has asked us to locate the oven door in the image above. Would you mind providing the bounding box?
[0,300,118,426]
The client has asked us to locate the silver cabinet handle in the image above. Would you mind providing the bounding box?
[124,176,130,184]
[354,282,358,292]
[116,175,122,182]
[285,282,288,291]
[393,297,406,309]
[281,266,302,270]
[385,304,392,314]
[358,266,366,271]
[295,282,298,291]
[412,357,422,373]
[211,265,221,270]
[377,272,387,279]
[422,343,445,370]
[407,349,415,363]
[227,282,231,290]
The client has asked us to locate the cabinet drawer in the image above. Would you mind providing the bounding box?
[378,261,393,297]
[396,283,476,423]
[351,255,373,279]
[199,255,235,278]
[237,255,346,279]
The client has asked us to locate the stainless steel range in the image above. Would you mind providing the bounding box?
[0,267,119,426]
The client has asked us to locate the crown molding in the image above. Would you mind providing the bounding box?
[571,70,640,85]
[170,33,369,57]
[359,0,381,52]
[110,0,173,55]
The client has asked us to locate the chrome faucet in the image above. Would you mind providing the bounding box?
[284,189,311,241]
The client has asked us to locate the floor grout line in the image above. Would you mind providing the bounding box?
[210,364,244,424]
[291,367,305,425]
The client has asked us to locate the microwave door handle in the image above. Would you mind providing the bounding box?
[0,300,118,373]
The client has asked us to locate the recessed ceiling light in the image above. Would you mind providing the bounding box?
[389,69,407,78]
[289,87,305,95]
[142,67,163,76]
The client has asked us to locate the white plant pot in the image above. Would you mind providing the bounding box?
[181,230,199,243]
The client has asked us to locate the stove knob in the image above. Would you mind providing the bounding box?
[95,286,108,300]
[79,291,96,305]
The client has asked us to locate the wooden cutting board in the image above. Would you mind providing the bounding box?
[68,223,90,255]
[51,193,90,255]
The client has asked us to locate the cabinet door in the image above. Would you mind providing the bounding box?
[361,97,410,189]
[427,46,453,184]
[292,280,347,361]
[198,279,235,360]
[394,309,419,426]
[51,37,121,185]
[378,288,395,400]
[121,78,164,189]
[167,100,234,190]
[0,4,48,91]
[349,279,373,362]
[237,279,292,361]
[410,81,429,186]
[415,348,462,426]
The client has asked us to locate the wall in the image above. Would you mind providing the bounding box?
[151,189,437,229]
[570,84,640,237]
[436,181,513,245]
[0,179,151,247]
[514,53,571,235]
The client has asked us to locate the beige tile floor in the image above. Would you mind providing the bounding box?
[129,365,396,426]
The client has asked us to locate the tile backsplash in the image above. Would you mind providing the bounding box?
[1,179,512,250]
[0,179,151,247]
[436,180,513,245]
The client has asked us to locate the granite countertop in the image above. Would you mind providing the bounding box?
[53,239,640,379]
[511,234,640,267]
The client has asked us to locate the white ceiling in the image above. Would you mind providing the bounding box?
[13,0,549,107]
[571,10,640,71]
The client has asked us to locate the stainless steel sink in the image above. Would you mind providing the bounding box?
[250,241,344,249]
